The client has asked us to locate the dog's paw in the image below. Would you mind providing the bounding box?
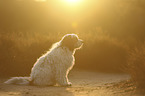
[67,82,72,86]
[61,82,72,87]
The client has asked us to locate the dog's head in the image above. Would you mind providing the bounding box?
[60,34,83,51]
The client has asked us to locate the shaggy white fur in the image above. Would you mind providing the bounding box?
[4,34,83,86]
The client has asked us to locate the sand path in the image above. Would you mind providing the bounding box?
[0,70,130,96]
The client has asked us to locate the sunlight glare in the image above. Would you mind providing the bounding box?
[64,0,82,5]
[67,0,79,3]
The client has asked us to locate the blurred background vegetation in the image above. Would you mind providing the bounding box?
[0,0,145,77]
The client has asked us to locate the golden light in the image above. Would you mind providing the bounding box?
[67,0,79,3]
[64,0,82,5]
[72,22,78,28]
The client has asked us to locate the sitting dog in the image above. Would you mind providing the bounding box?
[5,34,83,86]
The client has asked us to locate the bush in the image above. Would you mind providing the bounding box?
[0,31,129,76]
[0,32,53,76]
[127,43,145,91]
[75,31,129,72]
[0,35,17,76]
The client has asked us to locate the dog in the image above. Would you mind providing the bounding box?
[4,34,83,86]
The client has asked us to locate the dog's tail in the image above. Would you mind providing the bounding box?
[4,77,30,85]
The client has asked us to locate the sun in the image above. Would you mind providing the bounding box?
[65,0,82,5]
[67,0,79,3]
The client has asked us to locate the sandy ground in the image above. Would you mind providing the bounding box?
[0,70,134,96]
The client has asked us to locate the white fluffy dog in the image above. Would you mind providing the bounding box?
[5,34,83,86]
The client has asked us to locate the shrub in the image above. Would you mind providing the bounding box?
[0,32,53,76]
[0,31,129,76]
[75,31,129,72]
[127,43,145,91]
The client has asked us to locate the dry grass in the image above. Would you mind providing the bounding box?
[0,31,129,76]
[75,31,129,72]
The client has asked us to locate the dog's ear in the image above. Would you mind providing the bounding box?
[61,34,78,51]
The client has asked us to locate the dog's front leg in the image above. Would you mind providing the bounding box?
[55,69,72,86]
